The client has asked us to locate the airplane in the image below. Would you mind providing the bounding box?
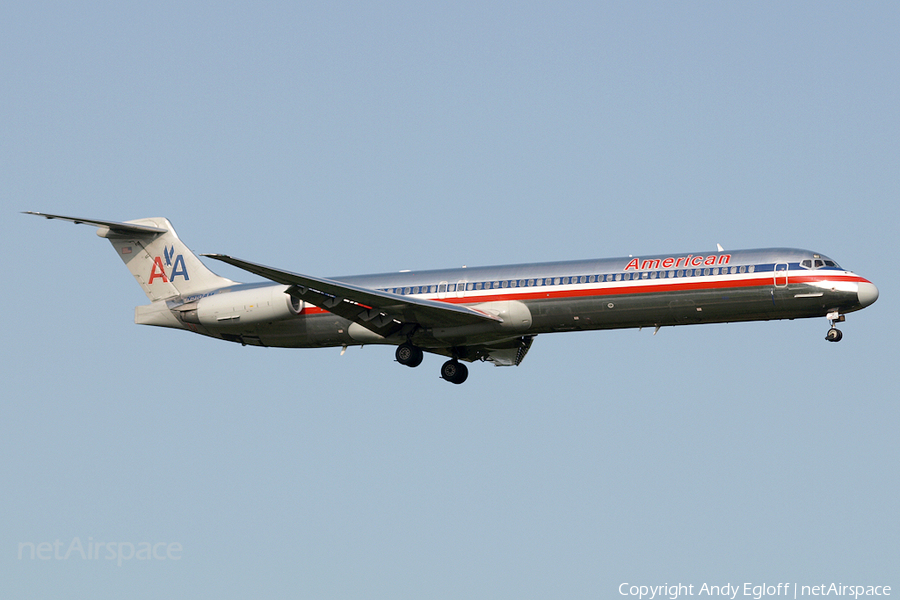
[26,212,878,384]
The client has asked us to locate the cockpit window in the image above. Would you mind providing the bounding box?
[801,257,842,270]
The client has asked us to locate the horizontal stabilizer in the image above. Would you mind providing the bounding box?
[23,212,168,235]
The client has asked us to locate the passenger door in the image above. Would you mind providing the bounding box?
[774,263,788,287]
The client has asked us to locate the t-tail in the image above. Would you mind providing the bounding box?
[24,212,235,301]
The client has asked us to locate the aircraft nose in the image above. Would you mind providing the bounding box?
[858,281,879,308]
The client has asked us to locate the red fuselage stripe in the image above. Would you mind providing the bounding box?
[298,273,868,315]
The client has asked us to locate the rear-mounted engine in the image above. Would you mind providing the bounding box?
[178,286,303,326]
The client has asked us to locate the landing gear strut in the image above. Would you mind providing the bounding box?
[440,359,468,384]
[825,311,845,343]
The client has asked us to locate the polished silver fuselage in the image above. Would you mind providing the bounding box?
[170,247,875,350]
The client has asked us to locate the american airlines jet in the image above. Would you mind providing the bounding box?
[27,212,878,384]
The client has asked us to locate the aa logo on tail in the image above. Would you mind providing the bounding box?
[149,245,190,283]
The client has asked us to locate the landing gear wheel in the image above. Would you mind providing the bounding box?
[825,328,843,342]
[441,359,468,384]
[395,343,423,367]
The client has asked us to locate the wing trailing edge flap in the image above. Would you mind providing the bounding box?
[203,254,503,338]
[431,335,535,367]
[481,334,535,366]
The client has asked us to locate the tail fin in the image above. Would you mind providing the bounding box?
[26,212,235,300]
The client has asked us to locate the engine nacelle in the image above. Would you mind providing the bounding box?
[180,286,303,326]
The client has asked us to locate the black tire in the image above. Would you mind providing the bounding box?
[825,328,843,342]
[441,360,468,384]
[395,343,423,367]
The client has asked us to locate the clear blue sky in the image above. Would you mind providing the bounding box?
[3,3,897,598]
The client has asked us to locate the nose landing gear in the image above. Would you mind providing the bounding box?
[825,311,845,343]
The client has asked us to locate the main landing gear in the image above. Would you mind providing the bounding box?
[395,342,469,384]
[440,359,468,385]
[825,311,845,343]
[395,342,423,367]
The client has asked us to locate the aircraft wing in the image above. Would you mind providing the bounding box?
[203,254,502,338]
